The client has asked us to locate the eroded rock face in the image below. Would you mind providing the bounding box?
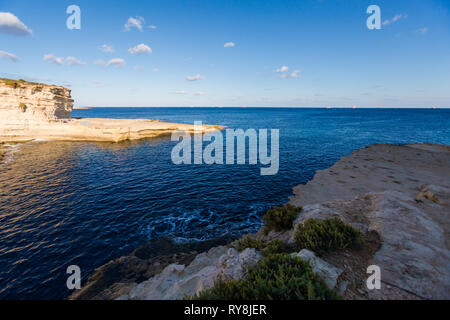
[122,246,262,300]
[0,80,222,142]
[0,80,73,121]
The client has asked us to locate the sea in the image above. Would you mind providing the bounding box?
[0,107,449,299]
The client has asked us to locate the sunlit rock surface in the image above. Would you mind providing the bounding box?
[121,246,262,300]
[0,79,221,142]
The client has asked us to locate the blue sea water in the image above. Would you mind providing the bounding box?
[0,107,449,299]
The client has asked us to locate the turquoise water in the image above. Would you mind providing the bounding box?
[0,107,449,299]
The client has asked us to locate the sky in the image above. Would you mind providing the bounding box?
[0,0,449,107]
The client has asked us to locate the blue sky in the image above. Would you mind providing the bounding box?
[0,0,449,107]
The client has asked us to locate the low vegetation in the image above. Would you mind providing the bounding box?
[295,217,364,254]
[262,204,302,233]
[1,78,41,88]
[235,236,288,257]
[192,253,340,300]
[19,103,27,113]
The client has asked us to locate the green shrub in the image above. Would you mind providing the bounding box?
[192,254,340,300]
[262,204,302,233]
[235,236,288,257]
[4,79,21,88]
[295,217,364,254]
[1,78,40,88]
[262,239,288,256]
[236,236,265,252]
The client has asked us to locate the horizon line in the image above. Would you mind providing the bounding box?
[74,106,450,109]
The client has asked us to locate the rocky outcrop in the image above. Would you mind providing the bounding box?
[68,237,234,300]
[0,79,221,142]
[121,246,262,300]
[263,189,449,299]
[267,143,450,299]
[0,79,73,121]
[294,249,343,289]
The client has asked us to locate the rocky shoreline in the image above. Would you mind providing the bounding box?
[68,236,236,300]
[0,79,220,143]
[71,143,450,300]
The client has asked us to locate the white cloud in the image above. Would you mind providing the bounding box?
[175,90,188,94]
[95,59,126,67]
[416,27,429,35]
[281,70,300,79]
[153,68,159,72]
[186,74,204,81]
[99,44,114,53]
[134,65,144,70]
[53,57,64,65]
[148,25,157,29]
[43,54,64,65]
[224,42,235,48]
[106,58,126,67]
[194,91,205,96]
[124,16,145,31]
[0,12,32,36]
[66,56,86,66]
[43,54,85,66]
[275,66,289,73]
[43,54,54,61]
[382,13,408,26]
[0,50,18,61]
[128,43,152,55]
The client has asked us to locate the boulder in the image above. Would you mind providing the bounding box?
[123,246,262,300]
[293,249,343,289]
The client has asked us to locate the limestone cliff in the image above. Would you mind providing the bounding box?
[0,79,73,121]
[0,79,220,142]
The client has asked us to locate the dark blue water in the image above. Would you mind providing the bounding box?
[0,108,449,299]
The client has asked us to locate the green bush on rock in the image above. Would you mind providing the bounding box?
[262,204,302,233]
[295,217,364,254]
[236,236,265,252]
[236,236,288,256]
[192,253,340,300]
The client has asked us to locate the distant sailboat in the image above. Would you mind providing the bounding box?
[352,106,358,109]
[431,106,438,109]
